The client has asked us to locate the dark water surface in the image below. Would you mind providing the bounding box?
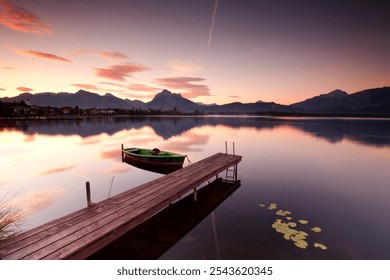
[1,116,390,259]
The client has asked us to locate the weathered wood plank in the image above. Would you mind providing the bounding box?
[0,153,241,260]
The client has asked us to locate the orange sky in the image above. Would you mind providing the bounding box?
[1,0,389,105]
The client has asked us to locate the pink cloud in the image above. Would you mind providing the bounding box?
[13,48,71,62]
[70,83,101,91]
[126,83,161,93]
[155,76,211,98]
[0,87,5,90]
[99,81,128,88]
[0,0,53,35]
[67,49,89,57]
[17,86,33,92]
[98,50,128,61]
[95,63,149,81]
[121,92,156,99]
[99,82,160,94]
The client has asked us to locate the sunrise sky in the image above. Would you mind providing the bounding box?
[1,0,389,105]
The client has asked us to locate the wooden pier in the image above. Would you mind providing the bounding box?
[0,152,241,260]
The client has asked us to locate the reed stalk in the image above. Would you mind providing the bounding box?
[0,192,22,240]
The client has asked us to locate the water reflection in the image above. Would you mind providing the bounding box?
[1,116,390,259]
[88,179,241,260]
[2,116,390,147]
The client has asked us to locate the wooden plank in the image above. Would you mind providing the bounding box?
[0,153,241,260]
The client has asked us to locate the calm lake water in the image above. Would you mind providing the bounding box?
[1,116,390,259]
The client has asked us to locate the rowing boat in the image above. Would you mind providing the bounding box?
[121,147,186,174]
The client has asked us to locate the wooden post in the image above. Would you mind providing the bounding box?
[193,187,197,202]
[121,144,124,162]
[86,181,92,207]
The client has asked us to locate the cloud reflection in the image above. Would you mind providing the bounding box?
[162,131,209,152]
[100,149,121,161]
[15,188,66,216]
[37,164,77,176]
[103,164,130,175]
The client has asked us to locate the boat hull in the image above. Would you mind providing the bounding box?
[122,148,185,174]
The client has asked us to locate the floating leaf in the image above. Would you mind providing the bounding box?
[314,243,327,250]
[298,220,308,224]
[311,227,322,233]
[276,210,286,216]
[291,233,307,242]
[288,222,297,228]
[294,239,308,249]
[268,203,277,210]
[259,204,266,207]
[286,217,292,220]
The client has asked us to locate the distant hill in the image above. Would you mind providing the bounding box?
[146,89,202,112]
[290,87,390,114]
[1,87,389,115]
[0,90,142,109]
[290,89,349,111]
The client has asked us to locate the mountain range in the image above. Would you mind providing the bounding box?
[1,87,390,115]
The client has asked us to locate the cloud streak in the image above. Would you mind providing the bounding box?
[155,76,211,98]
[70,83,101,91]
[17,87,33,92]
[95,63,149,81]
[208,0,220,48]
[13,48,71,62]
[98,50,128,61]
[126,83,161,93]
[0,0,53,35]
[169,59,203,74]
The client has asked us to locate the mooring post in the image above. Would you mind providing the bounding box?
[121,144,124,162]
[193,187,197,202]
[86,181,92,207]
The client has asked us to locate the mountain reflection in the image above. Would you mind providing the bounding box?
[1,116,390,147]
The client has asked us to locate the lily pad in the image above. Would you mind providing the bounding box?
[311,227,322,233]
[291,233,307,242]
[259,204,266,207]
[294,239,308,249]
[286,217,292,220]
[298,220,308,224]
[288,222,297,228]
[314,243,327,250]
[268,203,277,210]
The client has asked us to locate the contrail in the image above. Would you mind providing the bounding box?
[207,0,219,48]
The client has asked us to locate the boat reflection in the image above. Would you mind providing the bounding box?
[88,178,241,260]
